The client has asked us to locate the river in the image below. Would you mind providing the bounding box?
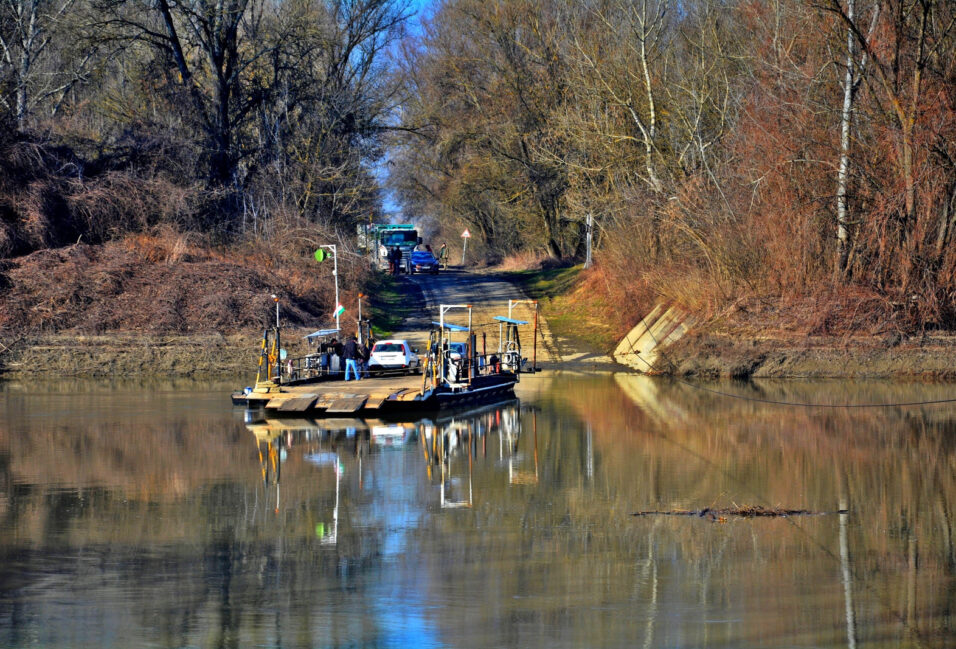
[0,373,953,648]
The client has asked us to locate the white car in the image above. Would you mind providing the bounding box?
[369,339,420,375]
[447,342,467,360]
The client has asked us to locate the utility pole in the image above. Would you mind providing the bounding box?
[357,293,364,344]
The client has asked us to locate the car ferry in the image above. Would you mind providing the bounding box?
[232,303,538,417]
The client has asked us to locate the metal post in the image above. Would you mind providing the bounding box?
[332,245,339,330]
[320,244,339,330]
[272,294,281,382]
[461,237,467,265]
[357,293,363,344]
[439,306,445,384]
[584,212,593,269]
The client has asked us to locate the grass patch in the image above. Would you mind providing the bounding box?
[362,274,425,338]
[505,265,582,301]
[505,264,620,354]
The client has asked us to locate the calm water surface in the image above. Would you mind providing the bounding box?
[0,373,953,648]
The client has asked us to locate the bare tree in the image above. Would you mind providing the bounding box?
[0,0,92,129]
[92,0,272,187]
[832,0,879,282]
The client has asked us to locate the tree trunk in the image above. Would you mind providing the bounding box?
[543,205,562,258]
[834,0,857,284]
[211,79,233,186]
[15,0,37,129]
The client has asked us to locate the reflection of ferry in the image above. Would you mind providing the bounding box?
[370,422,416,446]
[248,416,418,444]
[246,400,534,510]
[234,303,538,417]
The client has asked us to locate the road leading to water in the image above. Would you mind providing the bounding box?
[398,267,613,369]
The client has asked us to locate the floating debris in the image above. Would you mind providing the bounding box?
[632,505,848,522]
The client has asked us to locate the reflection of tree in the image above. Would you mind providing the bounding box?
[2,378,954,646]
[0,397,394,647]
[589,373,956,647]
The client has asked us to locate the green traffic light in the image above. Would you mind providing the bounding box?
[314,249,327,262]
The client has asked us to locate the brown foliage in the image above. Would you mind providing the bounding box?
[0,236,347,335]
[0,133,201,258]
[729,0,956,330]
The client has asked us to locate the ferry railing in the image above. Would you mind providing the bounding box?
[276,349,526,386]
[423,349,525,388]
[277,353,346,383]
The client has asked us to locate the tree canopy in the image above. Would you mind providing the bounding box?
[1,0,954,331]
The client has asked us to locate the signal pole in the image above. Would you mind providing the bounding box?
[318,244,340,330]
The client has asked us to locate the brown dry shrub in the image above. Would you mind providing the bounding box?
[0,239,341,335]
[66,173,197,238]
[795,288,905,336]
[497,249,552,271]
[0,220,12,256]
[124,225,205,264]
[0,133,204,259]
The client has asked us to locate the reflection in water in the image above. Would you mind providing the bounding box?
[0,375,954,648]
[246,401,530,513]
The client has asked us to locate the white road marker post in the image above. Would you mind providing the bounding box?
[460,228,471,265]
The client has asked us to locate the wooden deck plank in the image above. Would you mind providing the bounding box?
[266,396,291,409]
[313,393,341,409]
[364,394,388,409]
[326,396,369,413]
[277,394,319,412]
[257,375,423,412]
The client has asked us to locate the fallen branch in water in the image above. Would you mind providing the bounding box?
[632,505,848,521]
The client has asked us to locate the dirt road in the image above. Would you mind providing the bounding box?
[389,267,556,365]
[398,267,614,369]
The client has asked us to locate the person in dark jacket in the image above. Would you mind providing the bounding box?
[332,337,344,374]
[391,246,403,274]
[343,334,361,381]
[361,337,373,378]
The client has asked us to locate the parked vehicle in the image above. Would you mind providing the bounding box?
[360,224,420,272]
[369,339,420,375]
[409,250,440,274]
[447,342,467,360]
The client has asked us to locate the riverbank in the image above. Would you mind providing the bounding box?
[659,332,956,380]
[506,263,956,379]
[0,278,422,380]
[0,237,409,380]
[0,267,552,380]
[1,332,264,378]
[4,254,956,380]
[7,329,953,381]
